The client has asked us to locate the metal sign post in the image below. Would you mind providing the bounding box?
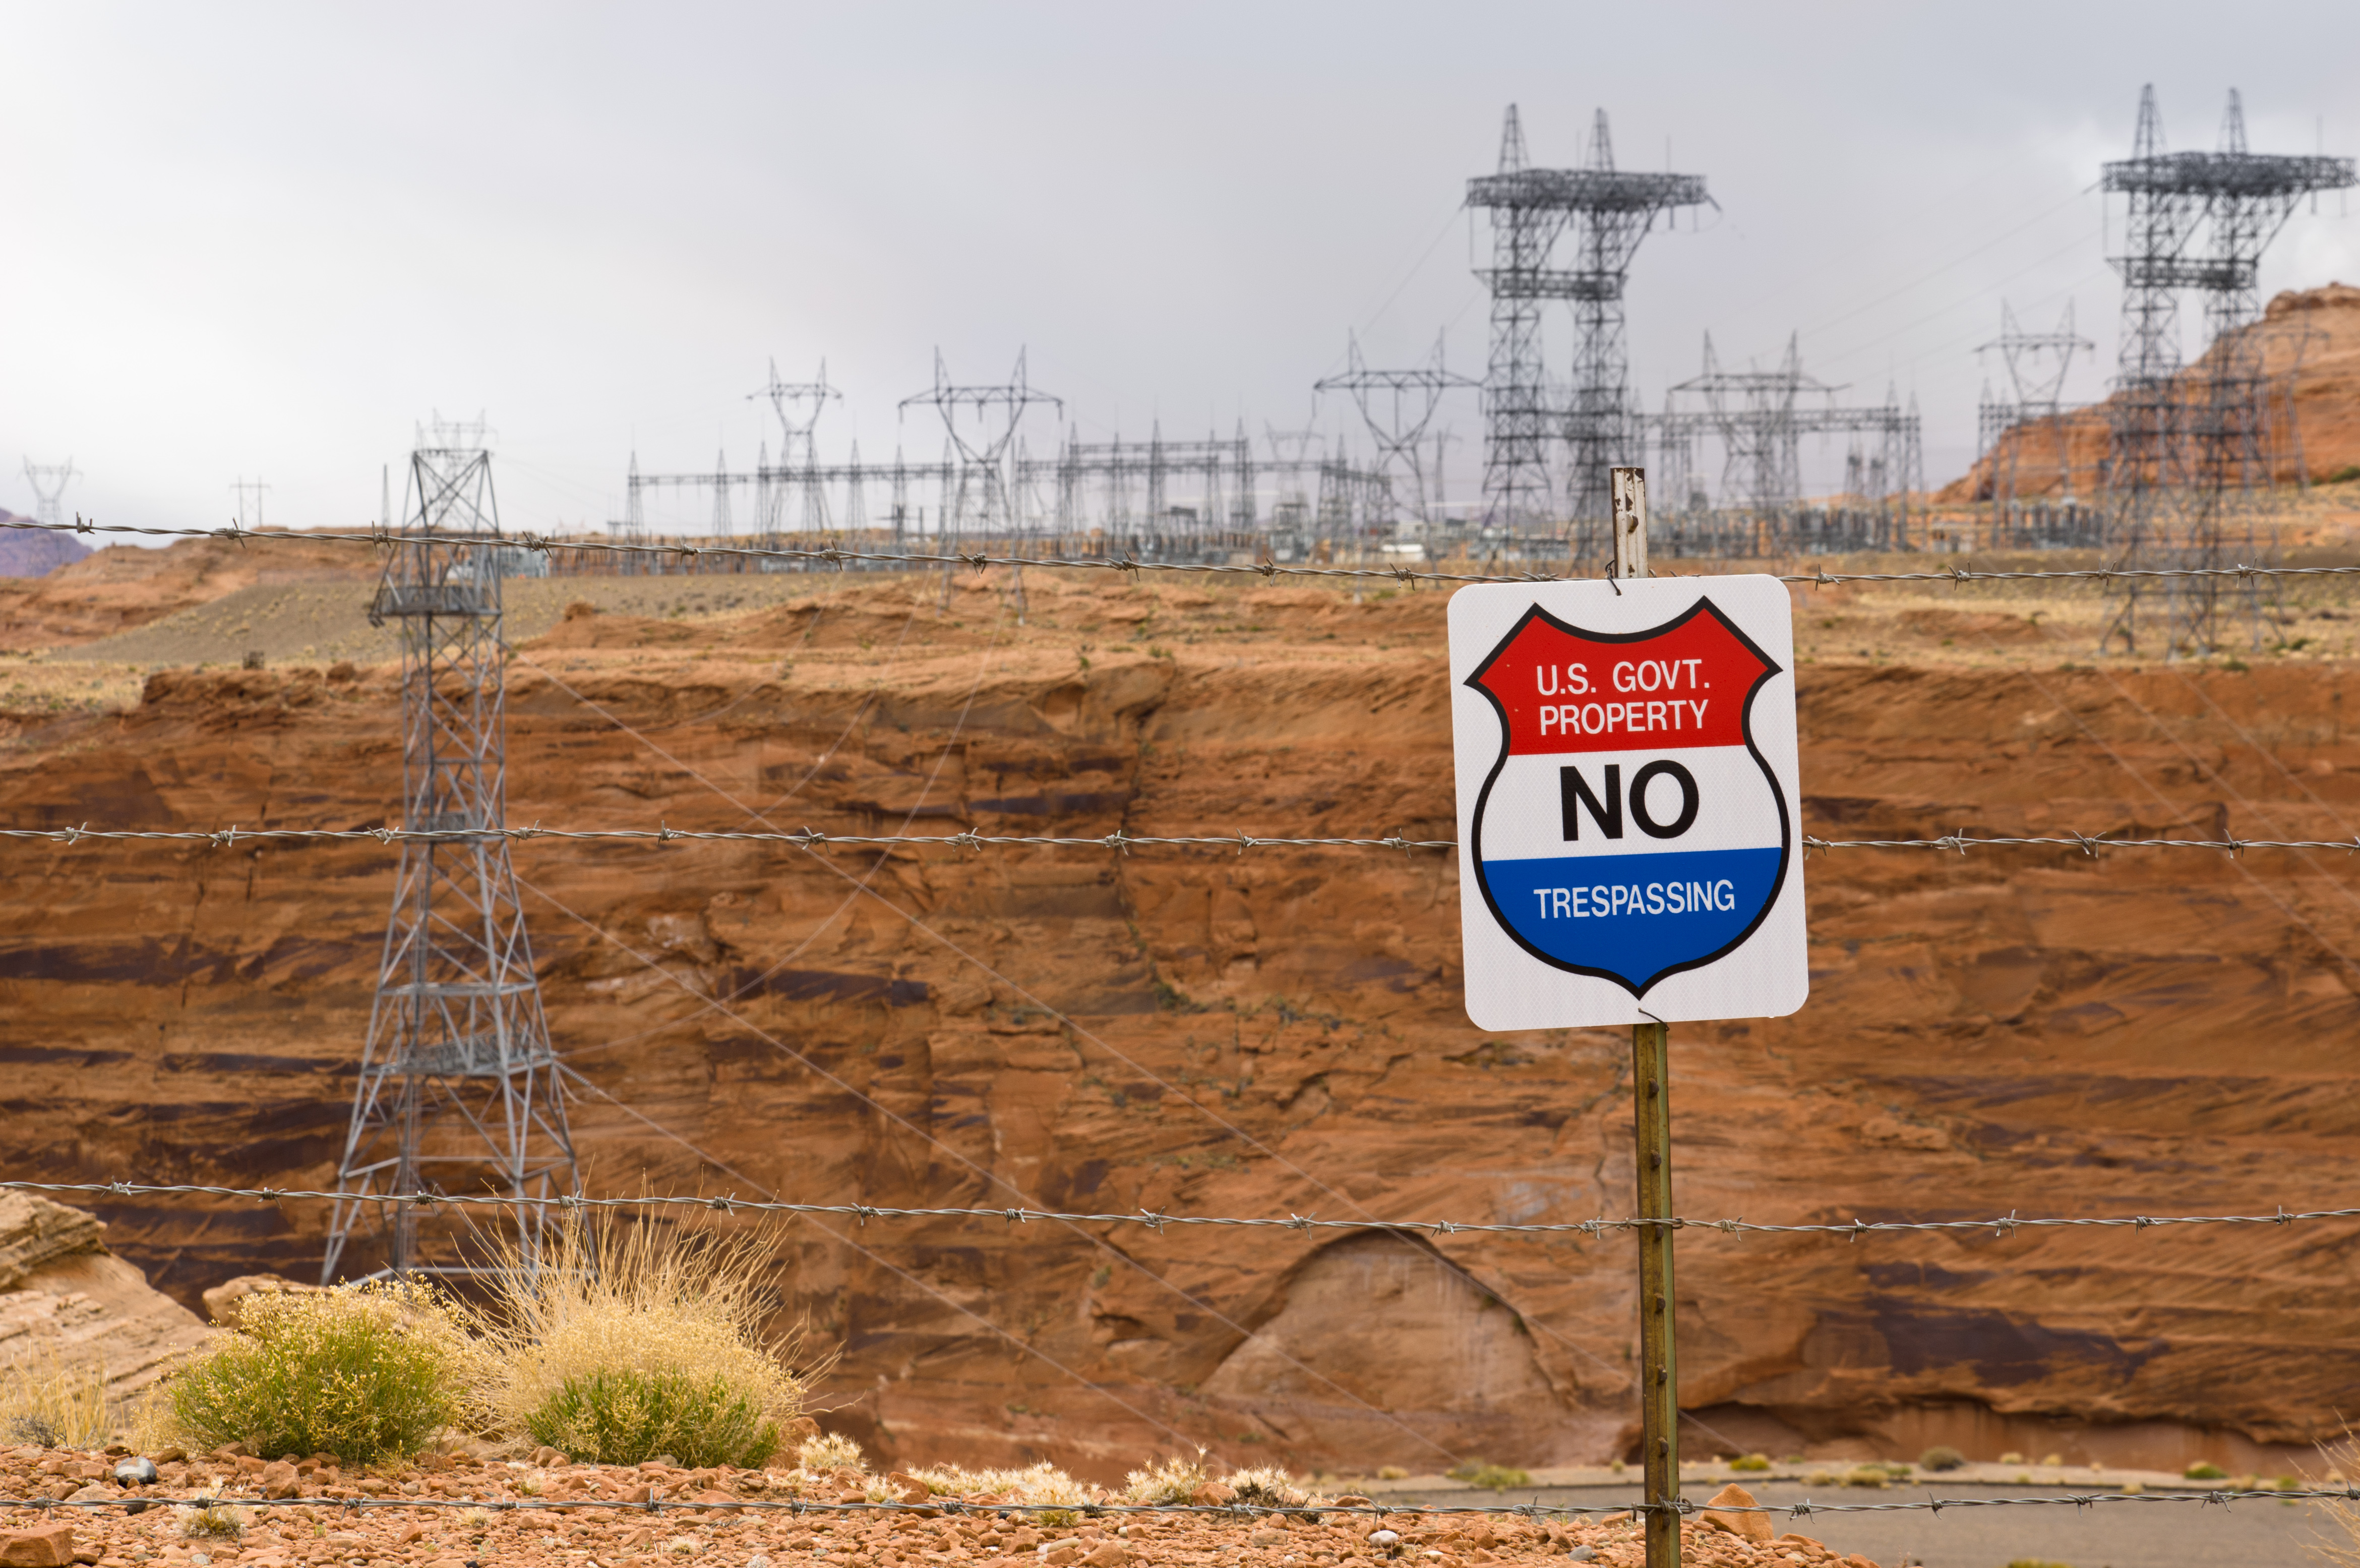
[1450,465,1807,1566]
[1613,467,1680,1566]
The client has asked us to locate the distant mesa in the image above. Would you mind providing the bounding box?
[0,510,90,577]
[1941,280,2360,502]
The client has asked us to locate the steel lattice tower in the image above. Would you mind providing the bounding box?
[22,458,78,528]
[2100,85,2354,656]
[324,425,577,1284]
[1466,105,1708,556]
[1314,332,1478,530]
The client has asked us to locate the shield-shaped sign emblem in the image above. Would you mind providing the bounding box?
[1462,595,1791,998]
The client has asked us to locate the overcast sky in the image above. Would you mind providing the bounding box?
[5,2,2356,538]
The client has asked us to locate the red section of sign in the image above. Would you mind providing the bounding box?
[1469,600,1775,756]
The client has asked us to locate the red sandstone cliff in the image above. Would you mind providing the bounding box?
[5,569,2360,1481]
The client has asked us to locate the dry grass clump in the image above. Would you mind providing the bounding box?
[1,1347,108,1450]
[176,1495,252,1540]
[1224,1465,1309,1508]
[166,1279,464,1464]
[461,1207,812,1470]
[906,1460,1087,1515]
[799,1431,868,1474]
[1124,1450,1210,1504]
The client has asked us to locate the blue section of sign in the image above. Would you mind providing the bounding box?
[1479,847,1785,989]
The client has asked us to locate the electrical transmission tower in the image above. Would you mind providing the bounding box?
[1465,104,1709,555]
[22,458,78,528]
[229,476,272,532]
[2100,84,2354,656]
[325,418,577,1284]
[1976,301,2092,514]
[1314,332,1478,531]
[751,359,840,545]
[900,350,1061,540]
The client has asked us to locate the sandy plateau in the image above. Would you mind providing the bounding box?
[9,531,2360,1486]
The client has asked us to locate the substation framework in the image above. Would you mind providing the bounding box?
[2099,85,2354,657]
[1465,105,1709,556]
[1646,334,1924,557]
[323,425,578,1283]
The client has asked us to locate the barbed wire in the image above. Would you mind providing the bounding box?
[5,512,2354,590]
[12,1179,2357,1244]
[1,823,2349,858]
[0,824,1453,853]
[8,1487,2355,1522]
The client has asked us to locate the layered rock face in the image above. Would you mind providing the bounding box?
[4,568,2360,1479]
[0,1192,211,1407]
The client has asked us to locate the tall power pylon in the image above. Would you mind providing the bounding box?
[324,421,577,1284]
[1976,301,2093,510]
[1466,105,1708,555]
[1315,332,1478,530]
[22,458,78,528]
[901,350,1061,539]
[2100,84,2353,656]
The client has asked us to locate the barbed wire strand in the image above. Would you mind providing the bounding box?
[5,512,2353,590]
[15,1179,2355,1243]
[9,823,2359,856]
[8,1488,2356,1521]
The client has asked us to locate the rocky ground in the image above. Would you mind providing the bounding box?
[0,1450,1868,1568]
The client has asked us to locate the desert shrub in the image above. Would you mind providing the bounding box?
[1997,1451,2024,1465]
[179,1501,251,1540]
[1728,1453,1771,1473]
[1376,1465,1409,1481]
[1,1348,108,1450]
[1226,1465,1310,1507]
[461,1205,812,1470]
[1918,1445,1965,1473]
[1839,1466,1889,1489]
[166,1280,461,1464]
[2185,1462,2226,1481]
[2003,1560,2074,1568]
[799,1431,866,1474]
[1125,1451,1210,1504]
[526,1366,775,1469]
[1445,1461,1531,1492]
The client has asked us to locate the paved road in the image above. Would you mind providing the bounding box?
[1382,1482,2332,1568]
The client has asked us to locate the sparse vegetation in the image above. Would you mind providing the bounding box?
[1124,1450,1211,1504]
[1,1347,108,1450]
[165,1279,464,1464]
[1225,1465,1310,1507]
[800,1431,868,1474]
[2185,1462,2227,1481]
[1918,1445,1966,1472]
[526,1366,777,1469]
[1445,1461,1532,1492]
[1376,1465,1409,1481]
[460,1204,813,1469]
[1728,1453,1771,1473]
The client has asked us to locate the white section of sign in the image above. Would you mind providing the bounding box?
[1449,575,1808,1031]
[1476,746,1782,862]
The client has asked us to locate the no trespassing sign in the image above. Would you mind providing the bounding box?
[1448,575,1808,1031]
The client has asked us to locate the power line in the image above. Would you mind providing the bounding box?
[16,1179,2359,1243]
[8,823,2360,856]
[9,512,2360,588]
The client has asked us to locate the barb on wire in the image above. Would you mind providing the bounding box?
[11,1179,2360,1243]
[9,513,2360,589]
[8,1487,2358,1521]
[8,824,2360,857]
